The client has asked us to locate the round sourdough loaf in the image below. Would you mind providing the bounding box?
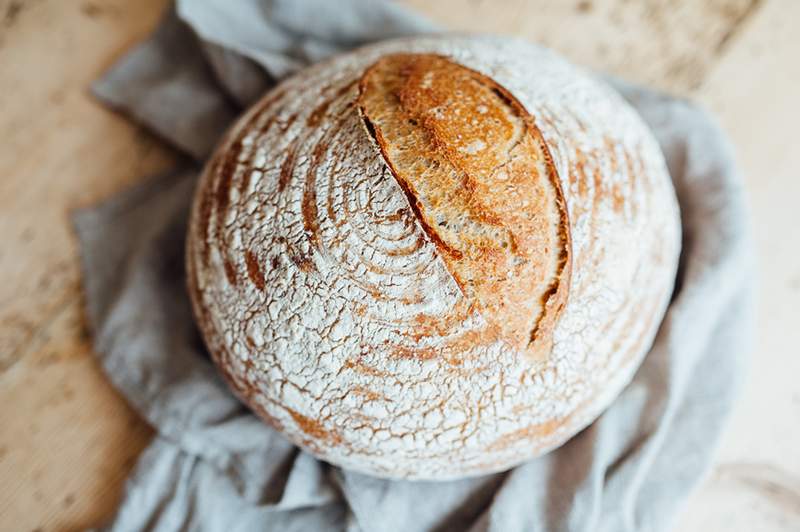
[186,35,681,480]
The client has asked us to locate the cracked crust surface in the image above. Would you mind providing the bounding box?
[186,36,681,480]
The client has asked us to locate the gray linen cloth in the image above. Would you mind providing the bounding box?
[75,1,754,530]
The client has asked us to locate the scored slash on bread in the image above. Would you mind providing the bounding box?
[357,53,571,360]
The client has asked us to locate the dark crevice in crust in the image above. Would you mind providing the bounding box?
[278,138,300,193]
[523,123,572,349]
[359,112,467,264]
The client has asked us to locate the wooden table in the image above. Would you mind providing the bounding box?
[1,0,798,529]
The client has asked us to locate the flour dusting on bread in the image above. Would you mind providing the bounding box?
[186,36,680,479]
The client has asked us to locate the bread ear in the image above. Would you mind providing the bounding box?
[358,53,571,360]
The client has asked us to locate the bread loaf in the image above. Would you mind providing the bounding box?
[186,36,680,480]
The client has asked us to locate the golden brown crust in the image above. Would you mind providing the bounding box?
[357,54,571,358]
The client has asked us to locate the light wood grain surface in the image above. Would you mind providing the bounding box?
[0,0,797,530]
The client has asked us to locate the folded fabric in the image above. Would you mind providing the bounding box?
[76,1,754,530]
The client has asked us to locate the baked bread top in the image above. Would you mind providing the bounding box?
[186,35,681,480]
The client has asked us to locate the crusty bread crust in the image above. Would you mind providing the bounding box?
[358,53,571,360]
[186,36,681,480]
